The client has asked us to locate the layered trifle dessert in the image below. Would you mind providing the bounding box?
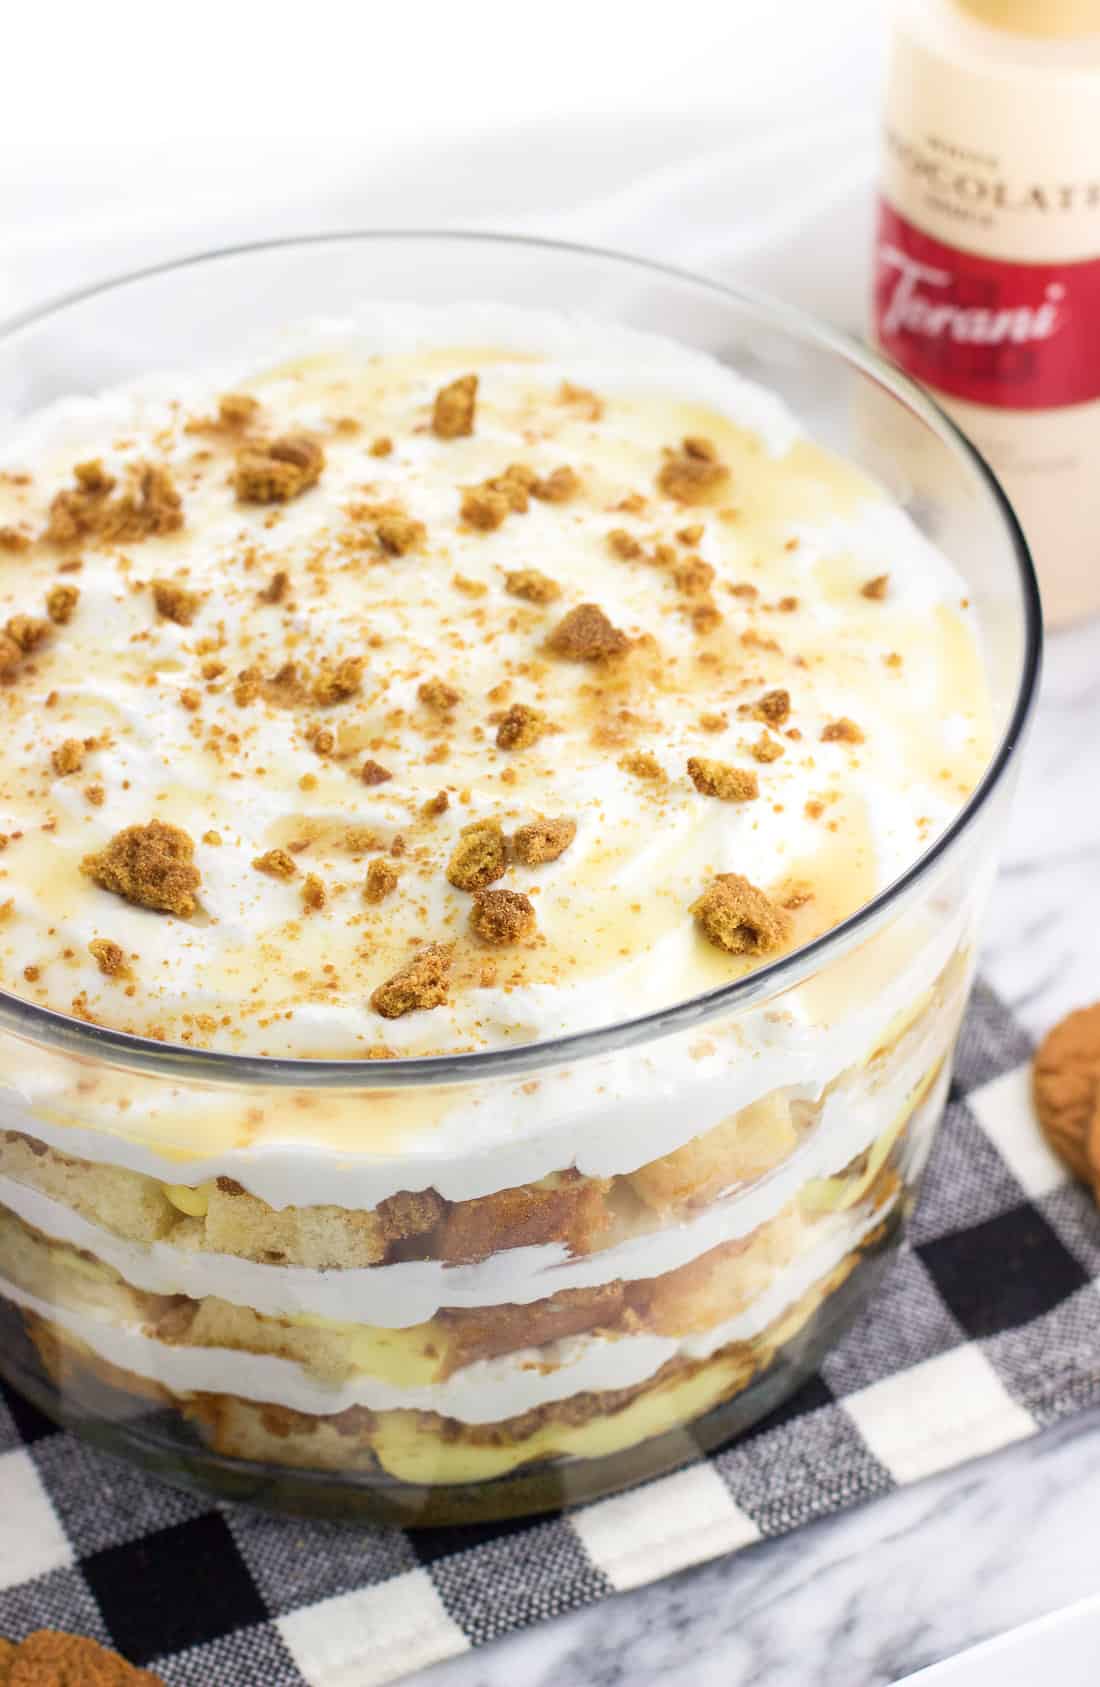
[0,305,992,1494]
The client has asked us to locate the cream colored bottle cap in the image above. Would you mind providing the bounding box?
[956,0,1100,35]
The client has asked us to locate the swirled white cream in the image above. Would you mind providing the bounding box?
[0,303,992,1191]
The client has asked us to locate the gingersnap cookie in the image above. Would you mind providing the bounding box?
[0,1628,165,1684]
[1032,1002,1100,1191]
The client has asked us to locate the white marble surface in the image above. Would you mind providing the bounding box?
[403,623,1100,1687]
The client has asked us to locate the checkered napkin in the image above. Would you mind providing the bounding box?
[2,982,1098,1687]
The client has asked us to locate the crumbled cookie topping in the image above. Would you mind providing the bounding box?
[821,717,864,744]
[217,392,260,429]
[5,614,50,654]
[365,857,399,902]
[45,583,79,624]
[152,578,201,626]
[470,886,536,945]
[496,702,545,750]
[89,937,128,977]
[259,569,289,604]
[460,464,536,532]
[313,657,363,705]
[546,602,629,662]
[371,941,452,1017]
[691,873,789,956]
[748,732,784,763]
[674,556,715,597]
[234,434,324,503]
[512,816,576,865]
[861,573,889,600]
[418,677,461,712]
[82,820,200,916]
[532,465,580,503]
[375,512,425,556]
[253,848,297,879]
[301,872,327,910]
[741,688,790,726]
[505,569,561,604]
[360,759,393,786]
[0,526,30,552]
[686,758,759,802]
[606,529,644,561]
[447,818,507,891]
[45,459,183,545]
[657,436,730,505]
[619,751,666,782]
[50,738,84,777]
[432,373,478,438]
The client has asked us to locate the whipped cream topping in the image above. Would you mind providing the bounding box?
[0,305,990,1062]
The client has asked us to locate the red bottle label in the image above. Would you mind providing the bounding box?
[874,200,1100,411]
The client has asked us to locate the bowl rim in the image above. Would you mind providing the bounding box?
[0,228,1043,1088]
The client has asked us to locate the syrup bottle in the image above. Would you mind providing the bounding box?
[875,0,1100,624]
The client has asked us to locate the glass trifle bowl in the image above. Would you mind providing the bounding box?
[0,234,1039,1524]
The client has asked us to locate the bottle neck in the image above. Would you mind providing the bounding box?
[954,0,1100,37]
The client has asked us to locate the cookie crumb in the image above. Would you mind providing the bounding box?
[657,437,730,505]
[301,873,327,910]
[365,857,399,902]
[505,569,561,604]
[89,937,128,977]
[371,942,452,1017]
[619,750,666,782]
[432,373,478,439]
[546,602,629,662]
[686,758,759,801]
[50,738,84,777]
[82,820,200,916]
[699,711,727,733]
[447,818,506,891]
[234,434,324,503]
[46,460,183,545]
[606,528,644,561]
[5,615,50,654]
[496,702,545,750]
[512,816,576,865]
[418,677,461,712]
[0,526,30,551]
[691,873,789,956]
[313,657,363,705]
[532,465,580,503]
[376,513,425,556]
[253,848,297,879]
[460,486,510,532]
[152,578,201,626]
[361,759,393,786]
[748,731,784,763]
[259,569,289,604]
[470,887,536,945]
[821,717,864,744]
[741,688,790,726]
[370,435,393,457]
[861,574,889,600]
[45,583,79,626]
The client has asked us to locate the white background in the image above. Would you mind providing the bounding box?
[3,0,883,322]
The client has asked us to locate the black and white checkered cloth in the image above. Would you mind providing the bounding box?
[2,981,1098,1686]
